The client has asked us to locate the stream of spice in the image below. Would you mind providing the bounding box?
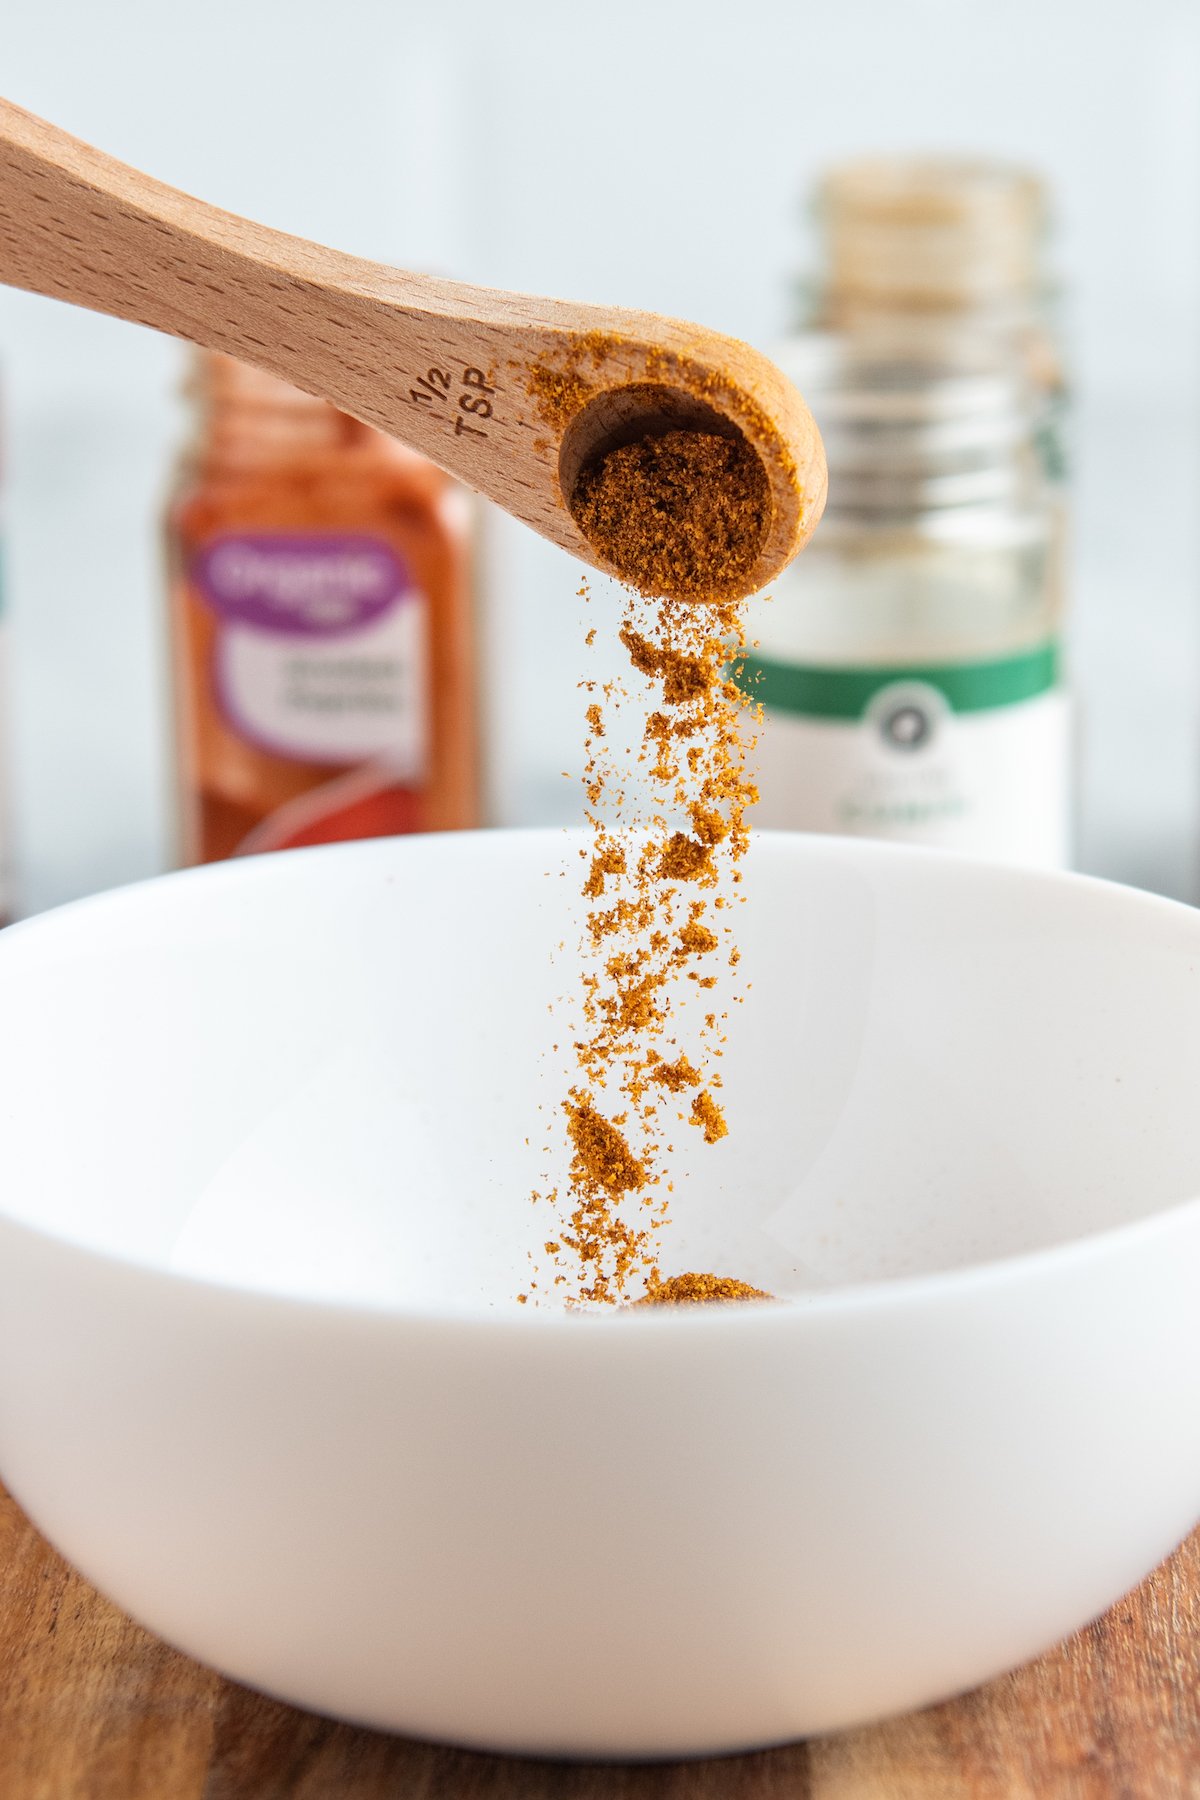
[519,387,778,1307]
[518,338,791,1310]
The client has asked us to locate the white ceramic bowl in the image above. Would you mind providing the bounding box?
[0,830,1197,1759]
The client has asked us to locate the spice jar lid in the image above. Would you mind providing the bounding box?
[814,156,1048,310]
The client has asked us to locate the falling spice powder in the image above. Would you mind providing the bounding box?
[527,577,766,1306]
[510,327,813,1310]
[517,336,790,1307]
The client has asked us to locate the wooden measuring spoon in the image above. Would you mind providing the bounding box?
[0,97,826,600]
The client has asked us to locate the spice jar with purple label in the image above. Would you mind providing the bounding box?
[166,352,478,863]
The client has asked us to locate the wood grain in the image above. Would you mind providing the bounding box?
[0,96,826,597]
[0,1484,1195,1798]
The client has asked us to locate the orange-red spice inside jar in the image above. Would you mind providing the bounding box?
[167,353,478,863]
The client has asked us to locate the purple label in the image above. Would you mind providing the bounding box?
[193,533,410,637]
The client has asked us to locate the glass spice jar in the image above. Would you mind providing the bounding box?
[745,157,1071,868]
[804,155,1068,481]
[166,352,478,863]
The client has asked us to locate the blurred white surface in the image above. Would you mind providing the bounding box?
[1,0,1198,911]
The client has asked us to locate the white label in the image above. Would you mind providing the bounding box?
[752,685,1072,867]
[216,601,428,770]
[196,532,428,772]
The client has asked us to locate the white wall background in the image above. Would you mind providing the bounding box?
[2,0,1198,911]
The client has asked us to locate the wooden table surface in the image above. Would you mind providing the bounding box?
[0,1484,1196,1799]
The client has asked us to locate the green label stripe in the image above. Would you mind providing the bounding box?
[737,642,1061,720]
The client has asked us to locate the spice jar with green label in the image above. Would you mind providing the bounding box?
[744,158,1070,866]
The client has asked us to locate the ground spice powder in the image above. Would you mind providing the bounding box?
[572,430,769,604]
[521,326,790,606]
[524,575,768,1307]
[637,1273,773,1305]
[520,335,784,1308]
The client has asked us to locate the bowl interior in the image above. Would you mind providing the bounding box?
[0,831,1197,1311]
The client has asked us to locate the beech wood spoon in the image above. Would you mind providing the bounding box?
[0,97,826,599]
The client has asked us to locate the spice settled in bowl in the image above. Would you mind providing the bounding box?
[637,1273,773,1306]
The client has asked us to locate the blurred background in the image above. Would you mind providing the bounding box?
[1,0,1198,913]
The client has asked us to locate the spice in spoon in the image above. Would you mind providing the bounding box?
[571,429,770,604]
[523,328,781,605]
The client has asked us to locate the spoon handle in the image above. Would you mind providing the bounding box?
[0,96,826,589]
[0,97,609,547]
[0,96,506,403]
